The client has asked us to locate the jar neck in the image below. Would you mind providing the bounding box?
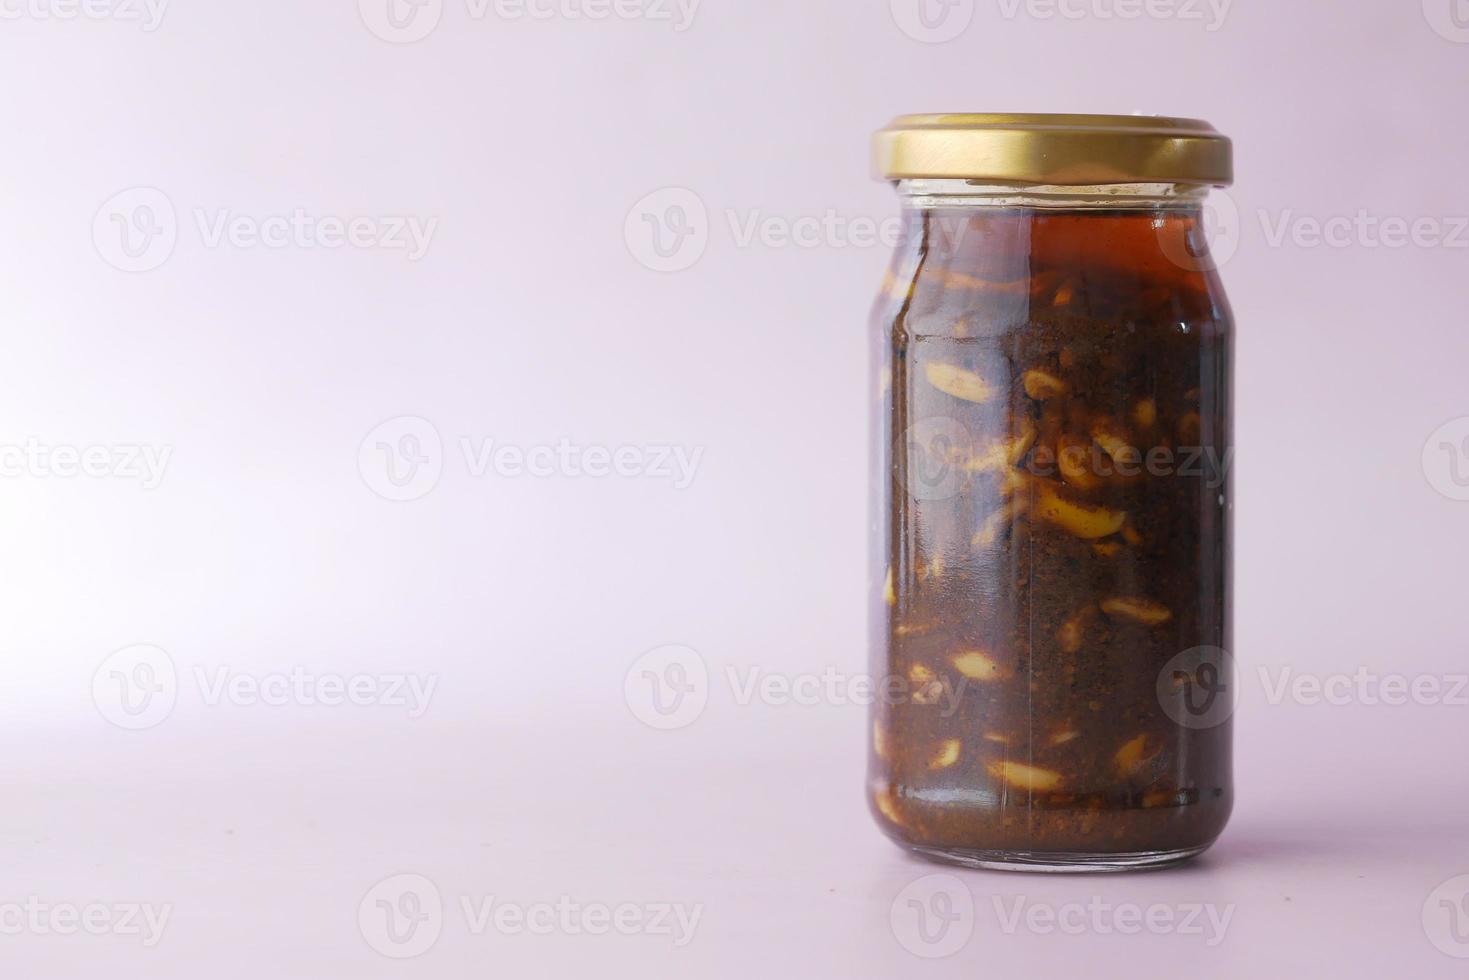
[895,179,1212,212]
[885,182,1228,280]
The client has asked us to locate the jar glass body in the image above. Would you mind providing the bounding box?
[868,181,1234,871]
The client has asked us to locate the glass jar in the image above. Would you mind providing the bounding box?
[867,114,1235,872]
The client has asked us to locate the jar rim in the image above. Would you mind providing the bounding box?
[895,179,1212,210]
[873,113,1232,188]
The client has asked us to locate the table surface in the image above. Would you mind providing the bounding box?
[6,700,1466,979]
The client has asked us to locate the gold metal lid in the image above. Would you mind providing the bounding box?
[873,113,1232,187]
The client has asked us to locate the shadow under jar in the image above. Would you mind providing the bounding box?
[867,115,1236,872]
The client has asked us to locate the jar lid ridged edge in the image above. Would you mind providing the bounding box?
[874,113,1233,187]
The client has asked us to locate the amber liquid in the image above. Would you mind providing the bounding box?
[868,205,1233,862]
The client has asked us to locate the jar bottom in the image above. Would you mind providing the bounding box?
[907,841,1213,874]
